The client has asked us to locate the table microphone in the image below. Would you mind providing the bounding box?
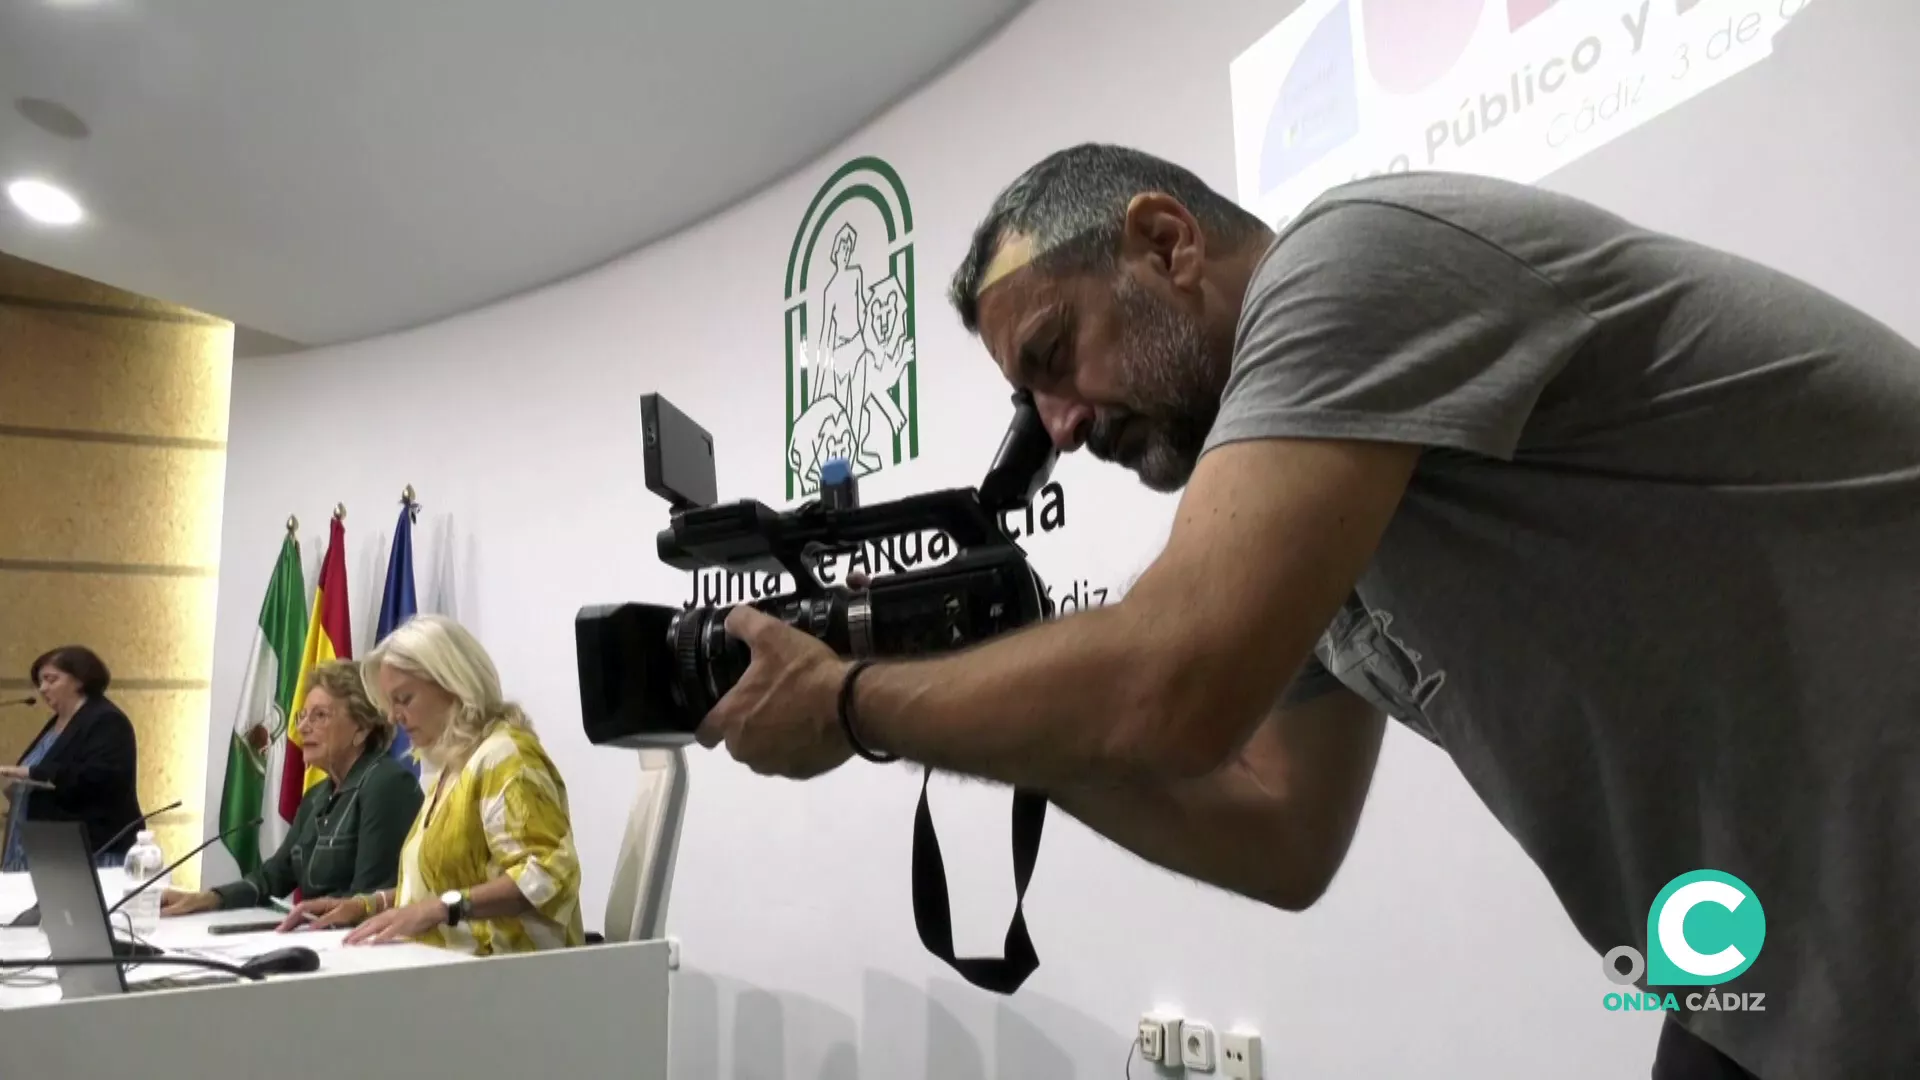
[106,816,263,919]
[2,696,37,708]
[7,799,186,928]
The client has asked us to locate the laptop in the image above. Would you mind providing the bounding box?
[19,820,237,998]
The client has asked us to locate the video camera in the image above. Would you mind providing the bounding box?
[574,391,1062,996]
[575,391,1059,748]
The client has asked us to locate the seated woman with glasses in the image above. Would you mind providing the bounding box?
[161,660,423,917]
[280,615,584,954]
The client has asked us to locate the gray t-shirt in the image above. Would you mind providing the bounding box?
[1208,171,1920,1077]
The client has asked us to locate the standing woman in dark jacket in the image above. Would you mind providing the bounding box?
[0,646,143,869]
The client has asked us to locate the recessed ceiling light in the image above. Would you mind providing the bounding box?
[7,178,85,226]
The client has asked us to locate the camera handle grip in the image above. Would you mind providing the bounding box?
[911,767,1046,995]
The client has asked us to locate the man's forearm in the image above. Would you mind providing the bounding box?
[852,596,1214,791]
[1046,690,1385,912]
[1049,769,1311,911]
[840,447,1388,790]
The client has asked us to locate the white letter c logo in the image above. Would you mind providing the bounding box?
[1658,880,1748,978]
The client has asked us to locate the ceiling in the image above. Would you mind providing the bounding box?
[0,0,1028,353]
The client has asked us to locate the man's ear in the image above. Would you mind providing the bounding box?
[1121,193,1206,290]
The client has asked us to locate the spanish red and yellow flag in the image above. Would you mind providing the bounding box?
[278,511,354,825]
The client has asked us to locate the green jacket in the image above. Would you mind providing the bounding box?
[213,747,423,909]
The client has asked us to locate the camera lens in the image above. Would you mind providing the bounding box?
[663,602,776,716]
[664,595,856,716]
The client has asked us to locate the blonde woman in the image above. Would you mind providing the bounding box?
[281,615,584,954]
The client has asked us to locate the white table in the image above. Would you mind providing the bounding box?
[0,868,467,1006]
[0,870,672,1078]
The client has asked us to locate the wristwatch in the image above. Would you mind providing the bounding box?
[439,889,471,926]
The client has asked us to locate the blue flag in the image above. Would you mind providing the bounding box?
[376,498,420,773]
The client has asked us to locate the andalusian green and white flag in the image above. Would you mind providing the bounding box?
[218,531,307,873]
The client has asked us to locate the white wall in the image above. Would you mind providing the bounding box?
[203,0,1913,1075]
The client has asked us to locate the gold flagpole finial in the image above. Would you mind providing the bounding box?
[333,502,347,521]
[401,484,416,506]
[286,514,299,535]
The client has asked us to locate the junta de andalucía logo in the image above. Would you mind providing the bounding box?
[782,156,921,501]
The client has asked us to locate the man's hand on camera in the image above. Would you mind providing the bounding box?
[696,604,857,779]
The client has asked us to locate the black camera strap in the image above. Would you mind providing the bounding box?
[910,766,1047,995]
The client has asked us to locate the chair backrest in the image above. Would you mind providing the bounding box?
[600,746,688,943]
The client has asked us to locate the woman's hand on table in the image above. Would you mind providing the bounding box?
[158,888,220,917]
[343,898,445,946]
[276,895,368,932]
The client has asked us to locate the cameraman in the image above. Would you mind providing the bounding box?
[695,145,1920,1079]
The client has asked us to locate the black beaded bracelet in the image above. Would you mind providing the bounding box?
[838,659,898,763]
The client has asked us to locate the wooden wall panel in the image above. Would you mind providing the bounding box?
[0,250,233,886]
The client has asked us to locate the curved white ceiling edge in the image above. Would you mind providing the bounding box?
[0,0,1031,351]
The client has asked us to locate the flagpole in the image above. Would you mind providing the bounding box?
[228,518,309,870]
[379,486,423,774]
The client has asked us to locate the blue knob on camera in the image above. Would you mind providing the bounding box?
[821,456,859,510]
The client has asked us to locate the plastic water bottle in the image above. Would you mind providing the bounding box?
[120,830,166,937]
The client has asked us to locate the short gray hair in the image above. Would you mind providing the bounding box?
[948,144,1271,333]
[304,660,396,754]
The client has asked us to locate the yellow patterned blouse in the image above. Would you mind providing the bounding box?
[393,720,585,954]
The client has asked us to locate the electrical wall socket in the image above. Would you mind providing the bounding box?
[1180,1019,1217,1071]
[1219,1029,1263,1080]
[1137,1019,1165,1063]
[1139,1011,1183,1065]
